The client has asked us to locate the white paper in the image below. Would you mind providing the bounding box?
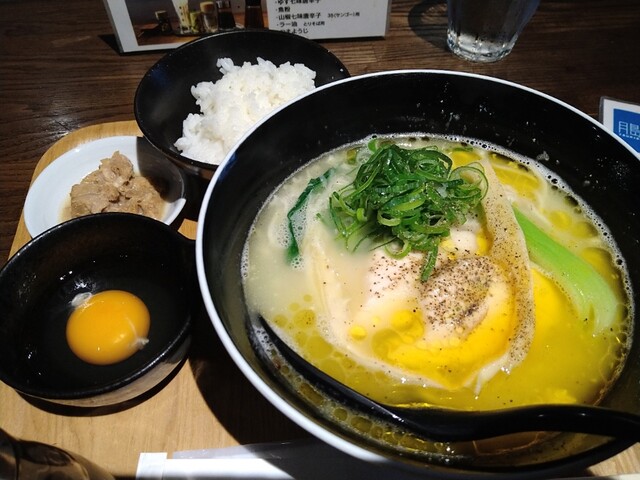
[265,0,390,39]
[136,439,640,480]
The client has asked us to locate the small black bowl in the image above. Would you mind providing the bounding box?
[0,213,196,408]
[134,29,350,186]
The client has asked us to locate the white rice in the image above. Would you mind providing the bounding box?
[175,57,317,165]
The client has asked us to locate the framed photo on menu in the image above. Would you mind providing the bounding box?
[102,0,247,53]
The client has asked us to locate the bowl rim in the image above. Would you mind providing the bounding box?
[195,69,638,474]
[134,29,351,174]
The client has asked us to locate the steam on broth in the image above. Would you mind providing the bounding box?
[242,135,631,413]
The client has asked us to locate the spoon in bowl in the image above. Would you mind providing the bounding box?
[258,316,640,443]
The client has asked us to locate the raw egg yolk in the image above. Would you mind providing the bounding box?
[66,290,150,365]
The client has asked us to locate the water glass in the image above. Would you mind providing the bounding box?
[446,0,540,62]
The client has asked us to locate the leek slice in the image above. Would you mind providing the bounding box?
[513,208,618,334]
[286,167,334,263]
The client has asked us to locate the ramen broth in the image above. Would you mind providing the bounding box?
[242,136,631,412]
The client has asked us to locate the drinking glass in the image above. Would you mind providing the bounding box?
[446,0,540,62]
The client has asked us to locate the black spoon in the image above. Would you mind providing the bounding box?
[258,316,640,443]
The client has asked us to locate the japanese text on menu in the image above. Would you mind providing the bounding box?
[267,0,389,38]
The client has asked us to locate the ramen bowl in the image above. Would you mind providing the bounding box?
[196,71,639,477]
[0,213,197,408]
[134,29,350,186]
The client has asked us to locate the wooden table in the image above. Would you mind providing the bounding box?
[1,0,639,477]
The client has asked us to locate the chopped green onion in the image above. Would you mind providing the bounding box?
[286,167,334,263]
[346,148,358,165]
[329,142,487,281]
[513,207,619,334]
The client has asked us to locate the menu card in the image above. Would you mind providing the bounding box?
[103,0,389,53]
[265,0,391,39]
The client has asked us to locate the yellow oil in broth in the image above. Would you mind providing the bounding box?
[244,137,630,413]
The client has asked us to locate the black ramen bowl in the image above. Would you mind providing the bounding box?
[196,71,640,477]
[0,213,197,408]
[134,29,350,189]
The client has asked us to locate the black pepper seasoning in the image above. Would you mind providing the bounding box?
[244,0,264,29]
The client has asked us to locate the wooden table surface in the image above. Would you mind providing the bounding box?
[1,0,640,478]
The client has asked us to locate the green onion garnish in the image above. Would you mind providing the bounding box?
[286,167,334,263]
[329,142,487,281]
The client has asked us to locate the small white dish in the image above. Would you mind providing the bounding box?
[24,136,187,238]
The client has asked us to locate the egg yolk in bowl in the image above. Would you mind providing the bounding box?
[66,290,150,366]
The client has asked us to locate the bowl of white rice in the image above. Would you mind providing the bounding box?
[134,30,349,186]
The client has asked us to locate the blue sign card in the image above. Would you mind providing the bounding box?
[600,97,640,155]
[612,108,640,153]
